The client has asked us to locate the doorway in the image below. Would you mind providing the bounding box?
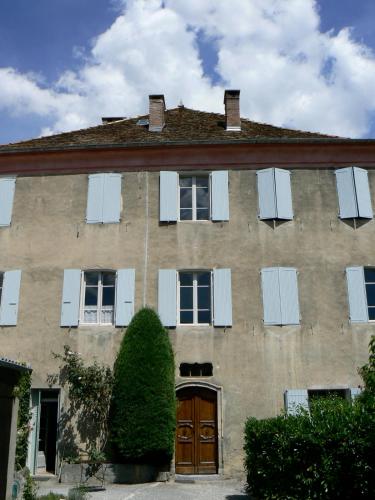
[175,387,218,474]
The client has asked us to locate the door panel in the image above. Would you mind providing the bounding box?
[196,393,217,473]
[176,394,195,474]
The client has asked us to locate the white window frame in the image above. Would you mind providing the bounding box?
[79,270,116,325]
[177,270,212,325]
[364,267,375,322]
[178,175,211,221]
[0,272,3,305]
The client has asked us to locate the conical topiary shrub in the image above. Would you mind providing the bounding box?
[110,307,176,464]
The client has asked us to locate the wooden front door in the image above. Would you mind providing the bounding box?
[175,387,218,474]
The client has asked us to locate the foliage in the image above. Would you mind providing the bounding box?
[67,487,88,500]
[14,369,32,470]
[37,494,66,500]
[23,470,38,500]
[358,335,375,402]
[110,307,176,463]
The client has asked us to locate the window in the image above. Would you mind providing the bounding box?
[364,268,375,320]
[261,267,300,325]
[80,271,115,324]
[180,363,213,377]
[179,176,210,221]
[335,167,373,219]
[257,168,293,220]
[178,271,211,324]
[0,272,3,304]
[285,388,359,414]
[86,173,122,224]
[308,389,348,402]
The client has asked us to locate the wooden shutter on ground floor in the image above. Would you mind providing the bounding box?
[115,269,135,326]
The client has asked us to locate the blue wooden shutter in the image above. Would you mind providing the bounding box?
[0,270,21,325]
[160,171,178,222]
[274,169,293,219]
[158,269,177,327]
[102,174,122,223]
[335,168,357,218]
[257,168,276,219]
[284,389,309,415]
[115,269,135,326]
[261,268,282,325]
[346,267,368,322]
[211,171,229,221]
[61,269,81,327]
[0,177,16,226]
[86,174,104,223]
[279,268,300,325]
[213,268,232,327]
[353,167,373,219]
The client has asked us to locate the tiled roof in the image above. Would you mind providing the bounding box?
[0,107,341,154]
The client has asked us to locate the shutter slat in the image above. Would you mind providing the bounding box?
[86,174,104,223]
[274,169,293,219]
[261,268,282,325]
[0,270,21,325]
[353,167,373,219]
[346,267,368,322]
[213,268,232,326]
[0,177,16,226]
[160,171,178,222]
[102,174,122,223]
[257,169,277,219]
[211,171,229,221]
[279,268,300,325]
[335,167,358,218]
[61,269,81,327]
[284,389,309,415]
[158,269,177,327]
[115,269,135,326]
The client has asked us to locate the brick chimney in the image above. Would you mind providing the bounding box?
[224,90,241,131]
[149,94,165,132]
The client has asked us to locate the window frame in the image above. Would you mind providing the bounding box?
[177,270,213,326]
[79,270,116,326]
[0,272,3,305]
[178,174,211,222]
[364,267,375,321]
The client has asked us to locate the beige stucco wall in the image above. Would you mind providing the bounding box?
[0,168,373,476]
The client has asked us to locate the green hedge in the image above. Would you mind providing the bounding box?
[110,307,176,464]
[244,396,375,499]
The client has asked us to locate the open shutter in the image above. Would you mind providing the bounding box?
[102,174,122,223]
[86,174,104,223]
[279,268,300,325]
[0,177,16,226]
[284,389,309,415]
[27,390,41,475]
[335,168,357,218]
[213,268,232,327]
[350,387,362,400]
[261,268,282,325]
[353,167,373,219]
[346,267,368,323]
[257,169,276,219]
[275,169,293,219]
[60,269,81,327]
[0,270,21,325]
[211,171,229,221]
[115,269,135,326]
[160,171,178,222]
[158,269,177,327]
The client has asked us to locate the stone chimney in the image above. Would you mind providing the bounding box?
[149,94,165,132]
[224,89,241,131]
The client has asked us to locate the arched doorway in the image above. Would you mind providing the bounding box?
[175,386,218,474]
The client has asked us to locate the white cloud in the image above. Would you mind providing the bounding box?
[1,0,375,139]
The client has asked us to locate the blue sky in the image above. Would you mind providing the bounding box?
[1,0,375,144]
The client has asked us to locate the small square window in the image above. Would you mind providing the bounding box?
[80,271,115,325]
[178,271,211,325]
[179,176,210,221]
[180,363,213,377]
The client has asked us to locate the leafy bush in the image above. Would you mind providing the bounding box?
[37,494,66,500]
[14,370,31,470]
[23,471,38,500]
[110,307,176,464]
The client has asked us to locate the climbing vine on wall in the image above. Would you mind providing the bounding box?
[13,370,32,470]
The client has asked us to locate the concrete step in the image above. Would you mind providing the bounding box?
[175,474,221,483]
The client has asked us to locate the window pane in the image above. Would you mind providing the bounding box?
[365,268,375,283]
[190,363,201,376]
[196,188,209,208]
[196,208,210,220]
[366,284,375,306]
[101,307,114,323]
[198,310,211,323]
[198,287,211,309]
[0,274,3,287]
[85,272,99,286]
[102,273,115,286]
[368,307,375,320]
[180,273,193,286]
[84,309,97,323]
[180,364,190,376]
[196,177,208,188]
[180,310,193,324]
[85,287,98,306]
[197,272,210,286]
[180,177,192,187]
[180,209,192,220]
[180,287,193,309]
[102,287,115,306]
[180,188,192,208]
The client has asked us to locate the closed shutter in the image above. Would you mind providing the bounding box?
[211,171,229,221]
[160,171,178,222]
[158,269,177,327]
[115,269,135,326]
[0,270,22,325]
[213,268,232,326]
[335,168,357,218]
[257,169,276,219]
[346,267,368,323]
[279,268,300,325]
[102,174,122,223]
[61,269,81,327]
[284,389,309,415]
[350,387,362,400]
[261,268,282,325]
[353,167,373,219]
[86,174,104,223]
[274,169,293,219]
[0,177,16,226]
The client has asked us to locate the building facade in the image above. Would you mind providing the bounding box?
[0,91,373,477]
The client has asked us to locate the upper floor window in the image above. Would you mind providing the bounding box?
[346,266,375,323]
[261,267,300,325]
[178,271,211,324]
[257,168,293,220]
[335,167,373,219]
[0,272,3,303]
[179,176,210,221]
[179,362,213,377]
[80,271,115,325]
[86,173,122,224]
